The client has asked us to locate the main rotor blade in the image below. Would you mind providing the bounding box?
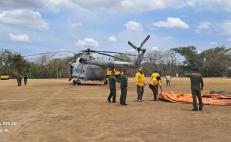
[23,51,73,57]
[128,41,138,50]
[82,49,136,56]
[97,51,136,56]
[140,35,150,48]
[95,52,129,61]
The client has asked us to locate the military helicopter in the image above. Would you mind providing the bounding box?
[69,35,150,85]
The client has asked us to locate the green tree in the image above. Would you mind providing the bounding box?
[172,46,202,71]
[11,54,28,74]
[0,49,28,77]
[172,46,230,77]
[0,49,13,74]
[200,47,230,77]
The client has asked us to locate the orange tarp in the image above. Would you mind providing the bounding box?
[159,92,231,106]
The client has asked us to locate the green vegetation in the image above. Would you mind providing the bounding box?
[0,49,28,77]
[0,49,70,78]
[172,46,231,77]
[0,46,230,78]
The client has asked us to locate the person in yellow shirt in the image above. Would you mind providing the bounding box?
[149,69,163,101]
[135,67,145,102]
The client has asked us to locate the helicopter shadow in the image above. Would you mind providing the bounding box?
[75,83,106,86]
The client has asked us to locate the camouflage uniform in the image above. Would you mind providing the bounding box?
[119,74,128,105]
[16,75,22,87]
[187,72,204,111]
[107,75,117,103]
[24,74,28,85]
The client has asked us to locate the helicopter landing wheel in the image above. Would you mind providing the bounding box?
[73,80,77,86]
[77,79,81,85]
[104,79,108,85]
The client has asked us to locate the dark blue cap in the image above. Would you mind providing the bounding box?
[192,66,197,71]
[153,67,158,71]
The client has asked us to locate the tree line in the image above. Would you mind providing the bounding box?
[0,46,230,78]
[0,49,70,78]
[171,46,231,77]
[114,46,230,77]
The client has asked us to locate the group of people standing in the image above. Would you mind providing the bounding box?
[107,66,204,111]
[16,74,28,87]
[107,70,128,105]
[135,67,162,102]
[107,67,163,106]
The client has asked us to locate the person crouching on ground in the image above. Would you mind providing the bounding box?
[149,69,162,101]
[135,67,145,102]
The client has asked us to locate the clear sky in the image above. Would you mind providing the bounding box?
[0,0,231,56]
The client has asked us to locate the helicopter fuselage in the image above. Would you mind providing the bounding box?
[71,62,106,81]
[69,35,150,85]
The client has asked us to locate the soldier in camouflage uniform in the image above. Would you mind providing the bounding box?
[16,74,22,87]
[107,71,117,103]
[186,67,204,111]
[119,70,128,105]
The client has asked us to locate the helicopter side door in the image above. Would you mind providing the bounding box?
[83,65,107,80]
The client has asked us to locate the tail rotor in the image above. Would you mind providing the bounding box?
[128,35,150,53]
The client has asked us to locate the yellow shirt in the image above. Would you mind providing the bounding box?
[135,72,145,86]
[150,72,161,85]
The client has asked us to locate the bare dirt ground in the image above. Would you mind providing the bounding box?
[0,78,231,142]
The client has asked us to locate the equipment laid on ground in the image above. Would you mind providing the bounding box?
[160,92,231,106]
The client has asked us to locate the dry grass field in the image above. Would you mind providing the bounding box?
[0,77,231,142]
